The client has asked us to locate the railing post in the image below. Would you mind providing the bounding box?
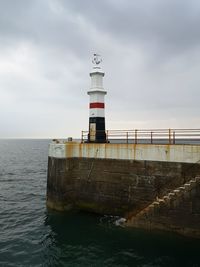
[81,131,83,143]
[126,132,128,144]
[151,131,153,144]
[135,129,138,144]
[173,131,175,144]
[169,128,171,144]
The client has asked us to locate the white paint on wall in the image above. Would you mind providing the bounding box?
[48,142,200,164]
[49,143,66,158]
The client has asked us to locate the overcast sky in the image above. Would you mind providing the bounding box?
[0,0,200,138]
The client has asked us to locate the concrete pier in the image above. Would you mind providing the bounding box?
[48,142,200,163]
[47,141,200,238]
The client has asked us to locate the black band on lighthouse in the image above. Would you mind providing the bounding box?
[88,117,106,143]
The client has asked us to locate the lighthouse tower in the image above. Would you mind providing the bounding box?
[87,54,107,143]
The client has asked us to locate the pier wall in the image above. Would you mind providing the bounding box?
[47,142,200,237]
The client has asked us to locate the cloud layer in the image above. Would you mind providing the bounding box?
[0,0,200,138]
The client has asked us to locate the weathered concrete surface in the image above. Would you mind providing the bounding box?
[47,142,200,238]
[47,157,200,217]
[126,177,200,238]
[49,142,200,163]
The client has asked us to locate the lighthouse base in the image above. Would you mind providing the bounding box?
[88,117,107,143]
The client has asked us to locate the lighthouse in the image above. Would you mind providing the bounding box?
[87,54,107,143]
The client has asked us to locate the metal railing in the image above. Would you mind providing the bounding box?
[81,129,200,145]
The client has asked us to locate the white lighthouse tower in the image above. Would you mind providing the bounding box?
[87,54,107,143]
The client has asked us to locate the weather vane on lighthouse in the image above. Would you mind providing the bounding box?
[92,53,102,66]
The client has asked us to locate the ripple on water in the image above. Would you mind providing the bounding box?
[0,140,200,267]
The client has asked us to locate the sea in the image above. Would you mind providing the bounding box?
[0,139,200,267]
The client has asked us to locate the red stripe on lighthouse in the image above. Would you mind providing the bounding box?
[90,102,105,108]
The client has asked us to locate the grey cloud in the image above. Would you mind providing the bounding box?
[0,0,200,137]
[63,0,200,58]
[0,0,92,59]
[1,0,200,58]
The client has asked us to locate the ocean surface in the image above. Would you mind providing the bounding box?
[0,139,200,267]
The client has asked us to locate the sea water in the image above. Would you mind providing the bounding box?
[0,139,200,267]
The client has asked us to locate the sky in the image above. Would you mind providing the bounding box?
[0,0,200,138]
